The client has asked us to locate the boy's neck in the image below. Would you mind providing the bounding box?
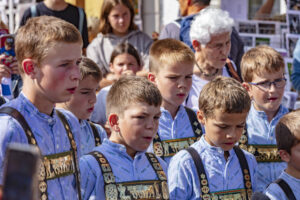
[44,0,68,11]
[22,86,55,116]
[110,132,137,159]
[162,102,180,119]
[285,166,300,179]
[253,103,280,122]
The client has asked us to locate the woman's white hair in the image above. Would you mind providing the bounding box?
[190,7,234,46]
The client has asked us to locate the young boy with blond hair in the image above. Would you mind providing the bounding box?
[0,16,83,200]
[57,57,107,155]
[241,45,289,191]
[79,76,168,199]
[265,110,300,200]
[148,38,203,164]
[168,76,257,199]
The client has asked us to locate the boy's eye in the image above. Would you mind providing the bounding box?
[237,125,245,129]
[154,115,160,120]
[60,63,69,67]
[217,125,228,129]
[186,75,192,79]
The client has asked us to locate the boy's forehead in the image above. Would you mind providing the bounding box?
[251,68,284,81]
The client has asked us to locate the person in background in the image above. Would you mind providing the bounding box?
[87,0,152,77]
[57,57,107,155]
[90,42,142,135]
[241,45,289,191]
[159,0,244,71]
[265,110,300,200]
[20,0,89,50]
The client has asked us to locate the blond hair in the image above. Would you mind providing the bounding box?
[241,45,284,82]
[199,76,251,118]
[15,16,82,74]
[106,76,162,117]
[80,57,102,82]
[149,38,195,73]
[276,110,300,154]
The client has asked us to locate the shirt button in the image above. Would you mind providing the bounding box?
[56,144,59,149]
[48,119,52,123]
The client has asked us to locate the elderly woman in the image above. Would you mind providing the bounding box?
[185,7,240,109]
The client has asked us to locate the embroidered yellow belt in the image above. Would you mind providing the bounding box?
[153,136,201,157]
[202,188,249,200]
[153,107,203,158]
[239,133,281,162]
[89,151,169,200]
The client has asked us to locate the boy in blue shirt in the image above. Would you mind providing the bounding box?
[265,110,300,200]
[57,57,107,155]
[148,38,203,164]
[80,76,169,200]
[168,76,257,200]
[0,16,83,200]
[241,45,289,191]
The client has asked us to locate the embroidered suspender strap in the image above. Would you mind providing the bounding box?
[225,58,242,83]
[184,107,203,137]
[186,147,210,199]
[89,151,118,200]
[239,126,281,162]
[0,107,37,144]
[275,179,296,200]
[56,110,82,200]
[153,108,203,158]
[88,121,101,146]
[0,107,48,199]
[145,153,168,181]
[233,146,252,200]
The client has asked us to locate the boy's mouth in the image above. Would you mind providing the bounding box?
[87,107,94,113]
[177,93,186,97]
[267,97,278,101]
[67,87,77,94]
[143,136,153,142]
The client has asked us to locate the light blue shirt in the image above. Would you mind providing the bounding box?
[265,170,300,200]
[90,85,110,125]
[0,93,82,200]
[79,120,107,155]
[246,104,288,191]
[168,136,258,200]
[155,105,199,165]
[80,139,168,200]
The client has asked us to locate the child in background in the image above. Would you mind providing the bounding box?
[168,76,257,199]
[241,45,289,191]
[87,0,152,77]
[90,42,142,129]
[0,16,83,200]
[57,57,107,155]
[148,38,202,165]
[80,76,168,199]
[265,110,300,200]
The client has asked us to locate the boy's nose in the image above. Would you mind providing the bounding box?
[89,93,97,105]
[71,65,81,81]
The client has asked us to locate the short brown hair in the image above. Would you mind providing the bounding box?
[199,76,251,118]
[99,0,138,35]
[15,16,82,74]
[106,76,162,117]
[276,110,300,154]
[241,45,284,82]
[149,38,195,73]
[80,57,102,82]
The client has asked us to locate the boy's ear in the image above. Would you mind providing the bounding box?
[22,59,36,78]
[197,110,206,125]
[147,72,156,83]
[278,149,291,163]
[108,113,120,132]
[192,40,201,52]
[242,82,253,99]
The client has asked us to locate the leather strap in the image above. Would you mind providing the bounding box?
[233,146,252,200]
[0,96,6,106]
[56,110,82,200]
[275,179,296,200]
[88,121,101,146]
[225,58,242,82]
